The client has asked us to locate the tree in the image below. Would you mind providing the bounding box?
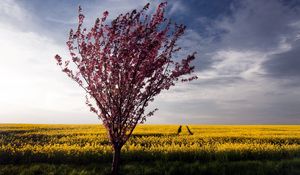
[54,2,197,175]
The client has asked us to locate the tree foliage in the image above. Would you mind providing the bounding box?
[54,2,196,174]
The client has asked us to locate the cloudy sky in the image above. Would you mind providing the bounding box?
[0,0,300,124]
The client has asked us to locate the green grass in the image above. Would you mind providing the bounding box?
[1,159,300,175]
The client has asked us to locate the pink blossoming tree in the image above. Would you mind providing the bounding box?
[54,2,197,175]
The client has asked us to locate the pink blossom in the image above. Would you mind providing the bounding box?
[54,3,197,174]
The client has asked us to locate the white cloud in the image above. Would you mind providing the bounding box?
[150,0,300,123]
[0,0,27,21]
[0,1,98,123]
[168,0,187,16]
[0,0,170,124]
[1,0,299,124]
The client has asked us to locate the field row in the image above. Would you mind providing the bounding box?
[1,124,300,164]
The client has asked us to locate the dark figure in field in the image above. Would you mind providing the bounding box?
[186,125,193,135]
[177,125,182,135]
[177,125,193,135]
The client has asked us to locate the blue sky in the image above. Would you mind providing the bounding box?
[0,0,300,124]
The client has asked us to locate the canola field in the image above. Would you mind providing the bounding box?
[1,124,300,174]
[1,124,300,163]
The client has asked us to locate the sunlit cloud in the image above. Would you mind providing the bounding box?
[0,0,300,124]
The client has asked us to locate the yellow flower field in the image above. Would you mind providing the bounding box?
[1,124,300,164]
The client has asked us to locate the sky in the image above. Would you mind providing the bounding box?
[0,0,300,124]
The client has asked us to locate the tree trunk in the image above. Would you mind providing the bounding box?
[111,146,121,175]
